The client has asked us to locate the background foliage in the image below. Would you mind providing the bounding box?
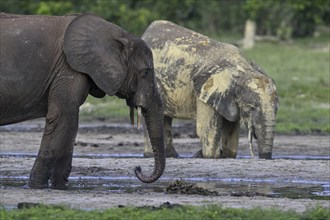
[1,0,329,38]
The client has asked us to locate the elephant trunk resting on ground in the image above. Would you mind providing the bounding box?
[0,13,165,188]
[142,20,278,159]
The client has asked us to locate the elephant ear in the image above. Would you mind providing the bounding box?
[64,13,128,96]
[193,64,239,122]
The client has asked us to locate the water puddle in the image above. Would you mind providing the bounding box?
[1,175,329,200]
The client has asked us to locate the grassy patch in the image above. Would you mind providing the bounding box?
[79,36,329,133]
[79,96,128,122]
[1,204,329,220]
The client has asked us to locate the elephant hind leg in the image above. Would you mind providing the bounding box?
[164,116,178,158]
[143,116,153,157]
[221,119,240,158]
[143,115,178,158]
[28,100,80,189]
[196,100,222,159]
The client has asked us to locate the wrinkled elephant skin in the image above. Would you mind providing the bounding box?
[0,13,165,189]
[142,20,278,159]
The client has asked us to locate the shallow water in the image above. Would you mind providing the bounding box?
[1,175,329,200]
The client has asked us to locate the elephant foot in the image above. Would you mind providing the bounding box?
[193,150,203,158]
[259,152,272,159]
[220,149,237,158]
[144,150,179,158]
[194,150,222,159]
[28,158,54,188]
[28,178,49,189]
[50,183,68,190]
[50,174,69,190]
[143,152,154,158]
[165,148,179,158]
[28,171,50,189]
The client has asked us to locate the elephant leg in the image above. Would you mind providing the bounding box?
[196,100,222,158]
[164,116,178,158]
[142,115,153,157]
[28,73,90,189]
[144,115,178,158]
[221,119,240,158]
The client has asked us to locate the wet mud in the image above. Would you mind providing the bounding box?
[0,119,329,212]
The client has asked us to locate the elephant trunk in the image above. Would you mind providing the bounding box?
[256,119,275,159]
[134,101,165,183]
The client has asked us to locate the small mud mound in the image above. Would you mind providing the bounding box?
[166,180,219,196]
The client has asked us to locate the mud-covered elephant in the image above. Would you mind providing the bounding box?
[0,13,165,189]
[142,20,278,159]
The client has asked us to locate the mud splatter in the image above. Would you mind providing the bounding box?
[166,180,219,196]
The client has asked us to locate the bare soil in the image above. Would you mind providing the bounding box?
[0,119,329,212]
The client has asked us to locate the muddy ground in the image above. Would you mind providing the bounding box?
[0,119,329,213]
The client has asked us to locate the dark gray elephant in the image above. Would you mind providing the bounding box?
[142,20,278,159]
[0,13,165,189]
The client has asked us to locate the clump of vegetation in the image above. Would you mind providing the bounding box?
[166,179,219,196]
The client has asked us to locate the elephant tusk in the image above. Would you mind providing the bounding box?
[130,107,134,126]
[137,107,142,130]
[248,129,255,157]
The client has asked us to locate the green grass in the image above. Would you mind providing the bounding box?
[79,35,329,133]
[79,95,128,122]
[1,204,329,220]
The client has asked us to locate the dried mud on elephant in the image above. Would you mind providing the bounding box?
[0,120,329,212]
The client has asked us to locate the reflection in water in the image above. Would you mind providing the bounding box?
[1,175,329,200]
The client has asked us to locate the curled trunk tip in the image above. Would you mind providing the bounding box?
[134,163,164,183]
[135,100,165,183]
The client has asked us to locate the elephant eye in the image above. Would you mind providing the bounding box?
[140,70,148,78]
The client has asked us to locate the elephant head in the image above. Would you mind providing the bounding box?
[63,13,165,182]
[194,59,278,159]
[234,64,278,159]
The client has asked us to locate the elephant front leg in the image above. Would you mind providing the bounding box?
[27,156,54,189]
[50,151,74,189]
[28,74,89,189]
[196,100,222,158]
[221,119,240,158]
[28,104,79,189]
